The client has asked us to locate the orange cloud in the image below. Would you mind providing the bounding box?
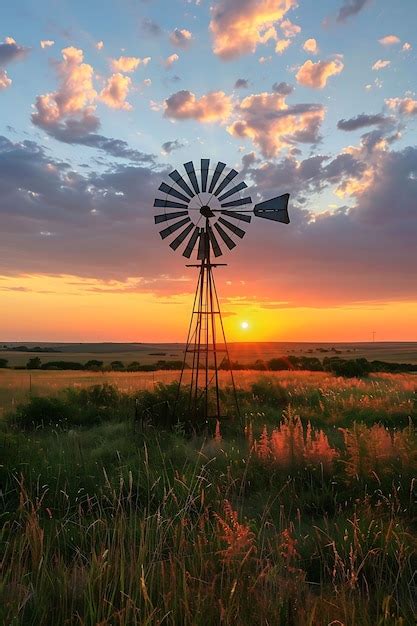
[227,91,325,157]
[275,39,291,54]
[164,89,233,122]
[96,41,104,51]
[110,56,150,72]
[372,59,390,70]
[379,35,400,46]
[296,57,344,89]
[164,53,179,68]
[386,97,417,116]
[210,0,297,59]
[303,38,318,54]
[169,28,193,48]
[0,70,11,90]
[100,73,132,110]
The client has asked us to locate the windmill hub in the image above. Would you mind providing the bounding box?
[200,205,214,218]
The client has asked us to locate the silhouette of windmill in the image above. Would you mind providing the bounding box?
[154,159,290,424]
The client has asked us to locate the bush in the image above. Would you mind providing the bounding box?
[9,396,71,429]
[323,357,371,378]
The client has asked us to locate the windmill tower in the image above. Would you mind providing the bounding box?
[154,159,290,424]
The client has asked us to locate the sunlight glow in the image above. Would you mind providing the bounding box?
[241,321,249,330]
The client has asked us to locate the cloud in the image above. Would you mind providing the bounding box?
[164,53,179,68]
[272,81,293,95]
[386,97,417,116]
[164,90,233,122]
[280,19,300,38]
[0,71,12,90]
[275,39,291,54]
[372,59,390,70]
[402,42,412,52]
[31,47,155,162]
[161,139,185,154]
[296,57,344,89]
[40,40,55,49]
[209,0,297,60]
[337,113,393,131]
[379,35,400,46]
[303,38,318,54]
[110,56,150,72]
[0,36,29,90]
[335,0,371,23]
[227,91,325,157]
[1,133,416,308]
[169,28,193,48]
[100,73,132,110]
[96,41,104,50]
[234,78,249,89]
[141,18,162,36]
[0,36,28,65]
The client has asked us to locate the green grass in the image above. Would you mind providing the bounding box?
[1,376,416,625]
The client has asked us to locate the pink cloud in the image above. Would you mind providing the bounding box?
[164,53,179,68]
[303,38,318,54]
[169,28,193,48]
[386,97,417,116]
[378,35,400,46]
[227,91,325,157]
[210,0,297,60]
[110,56,150,72]
[0,70,11,90]
[100,73,132,110]
[296,57,344,89]
[372,59,390,70]
[164,89,233,122]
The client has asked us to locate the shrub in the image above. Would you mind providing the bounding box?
[9,396,71,429]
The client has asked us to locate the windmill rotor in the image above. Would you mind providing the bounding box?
[154,159,290,260]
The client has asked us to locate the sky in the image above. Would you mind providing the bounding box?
[0,0,416,343]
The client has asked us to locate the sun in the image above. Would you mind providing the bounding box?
[240,321,249,330]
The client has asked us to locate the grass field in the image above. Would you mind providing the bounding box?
[2,341,417,366]
[1,370,416,624]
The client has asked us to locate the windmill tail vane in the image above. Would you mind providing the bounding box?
[153,159,290,425]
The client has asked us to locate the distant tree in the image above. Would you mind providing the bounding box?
[84,360,104,371]
[27,357,41,369]
[110,360,125,371]
[0,358,8,368]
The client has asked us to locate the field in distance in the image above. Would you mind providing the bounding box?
[1,341,417,366]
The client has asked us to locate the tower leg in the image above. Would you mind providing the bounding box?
[175,256,240,426]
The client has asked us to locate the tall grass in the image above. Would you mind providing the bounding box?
[1,376,416,625]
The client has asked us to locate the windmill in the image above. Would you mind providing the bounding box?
[154,159,290,425]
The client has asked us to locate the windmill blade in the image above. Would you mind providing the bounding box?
[183,226,200,258]
[208,161,226,193]
[213,169,238,197]
[184,161,200,195]
[253,193,290,224]
[201,158,210,192]
[155,210,189,224]
[197,229,208,260]
[207,226,222,257]
[170,222,194,250]
[218,217,245,239]
[158,182,190,204]
[159,217,191,240]
[217,181,247,203]
[169,169,194,198]
[154,198,189,210]
[214,222,236,250]
[220,196,252,209]
[220,210,252,223]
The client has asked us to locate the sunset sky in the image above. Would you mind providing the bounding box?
[1,0,416,342]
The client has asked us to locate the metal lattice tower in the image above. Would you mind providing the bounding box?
[154,159,290,424]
